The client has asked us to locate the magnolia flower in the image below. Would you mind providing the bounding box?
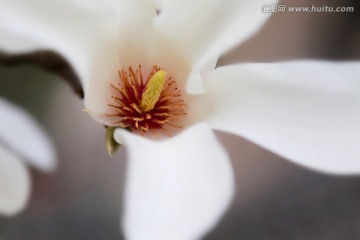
[0,97,56,216]
[1,0,359,239]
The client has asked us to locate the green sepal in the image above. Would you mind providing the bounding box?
[105,126,121,157]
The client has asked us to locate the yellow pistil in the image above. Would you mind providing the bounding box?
[140,70,166,112]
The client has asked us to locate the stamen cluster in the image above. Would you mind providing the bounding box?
[107,65,187,136]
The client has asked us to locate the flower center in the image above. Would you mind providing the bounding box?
[107,65,187,136]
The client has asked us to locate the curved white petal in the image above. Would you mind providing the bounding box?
[0,0,157,124]
[0,27,42,53]
[115,124,234,240]
[85,0,157,124]
[153,0,277,94]
[0,0,120,78]
[0,0,119,117]
[81,0,157,123]
[202,61,360,174]
[0,98,56,172]
[0,144,30,216]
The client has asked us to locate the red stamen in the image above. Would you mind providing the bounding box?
[107,65,187,136]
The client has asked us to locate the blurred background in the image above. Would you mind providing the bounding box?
[0,0,359,239]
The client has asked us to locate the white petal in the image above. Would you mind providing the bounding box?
[84,0,157,124]
[203,61,360,174]
[0,0,156,124]
[0,98,56,172]
[115,124,234,240]
[0,144,30,216]
[0,0,120,79]
[0,0,118,115]
[0,27,42,53]
[153,0,277,94]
